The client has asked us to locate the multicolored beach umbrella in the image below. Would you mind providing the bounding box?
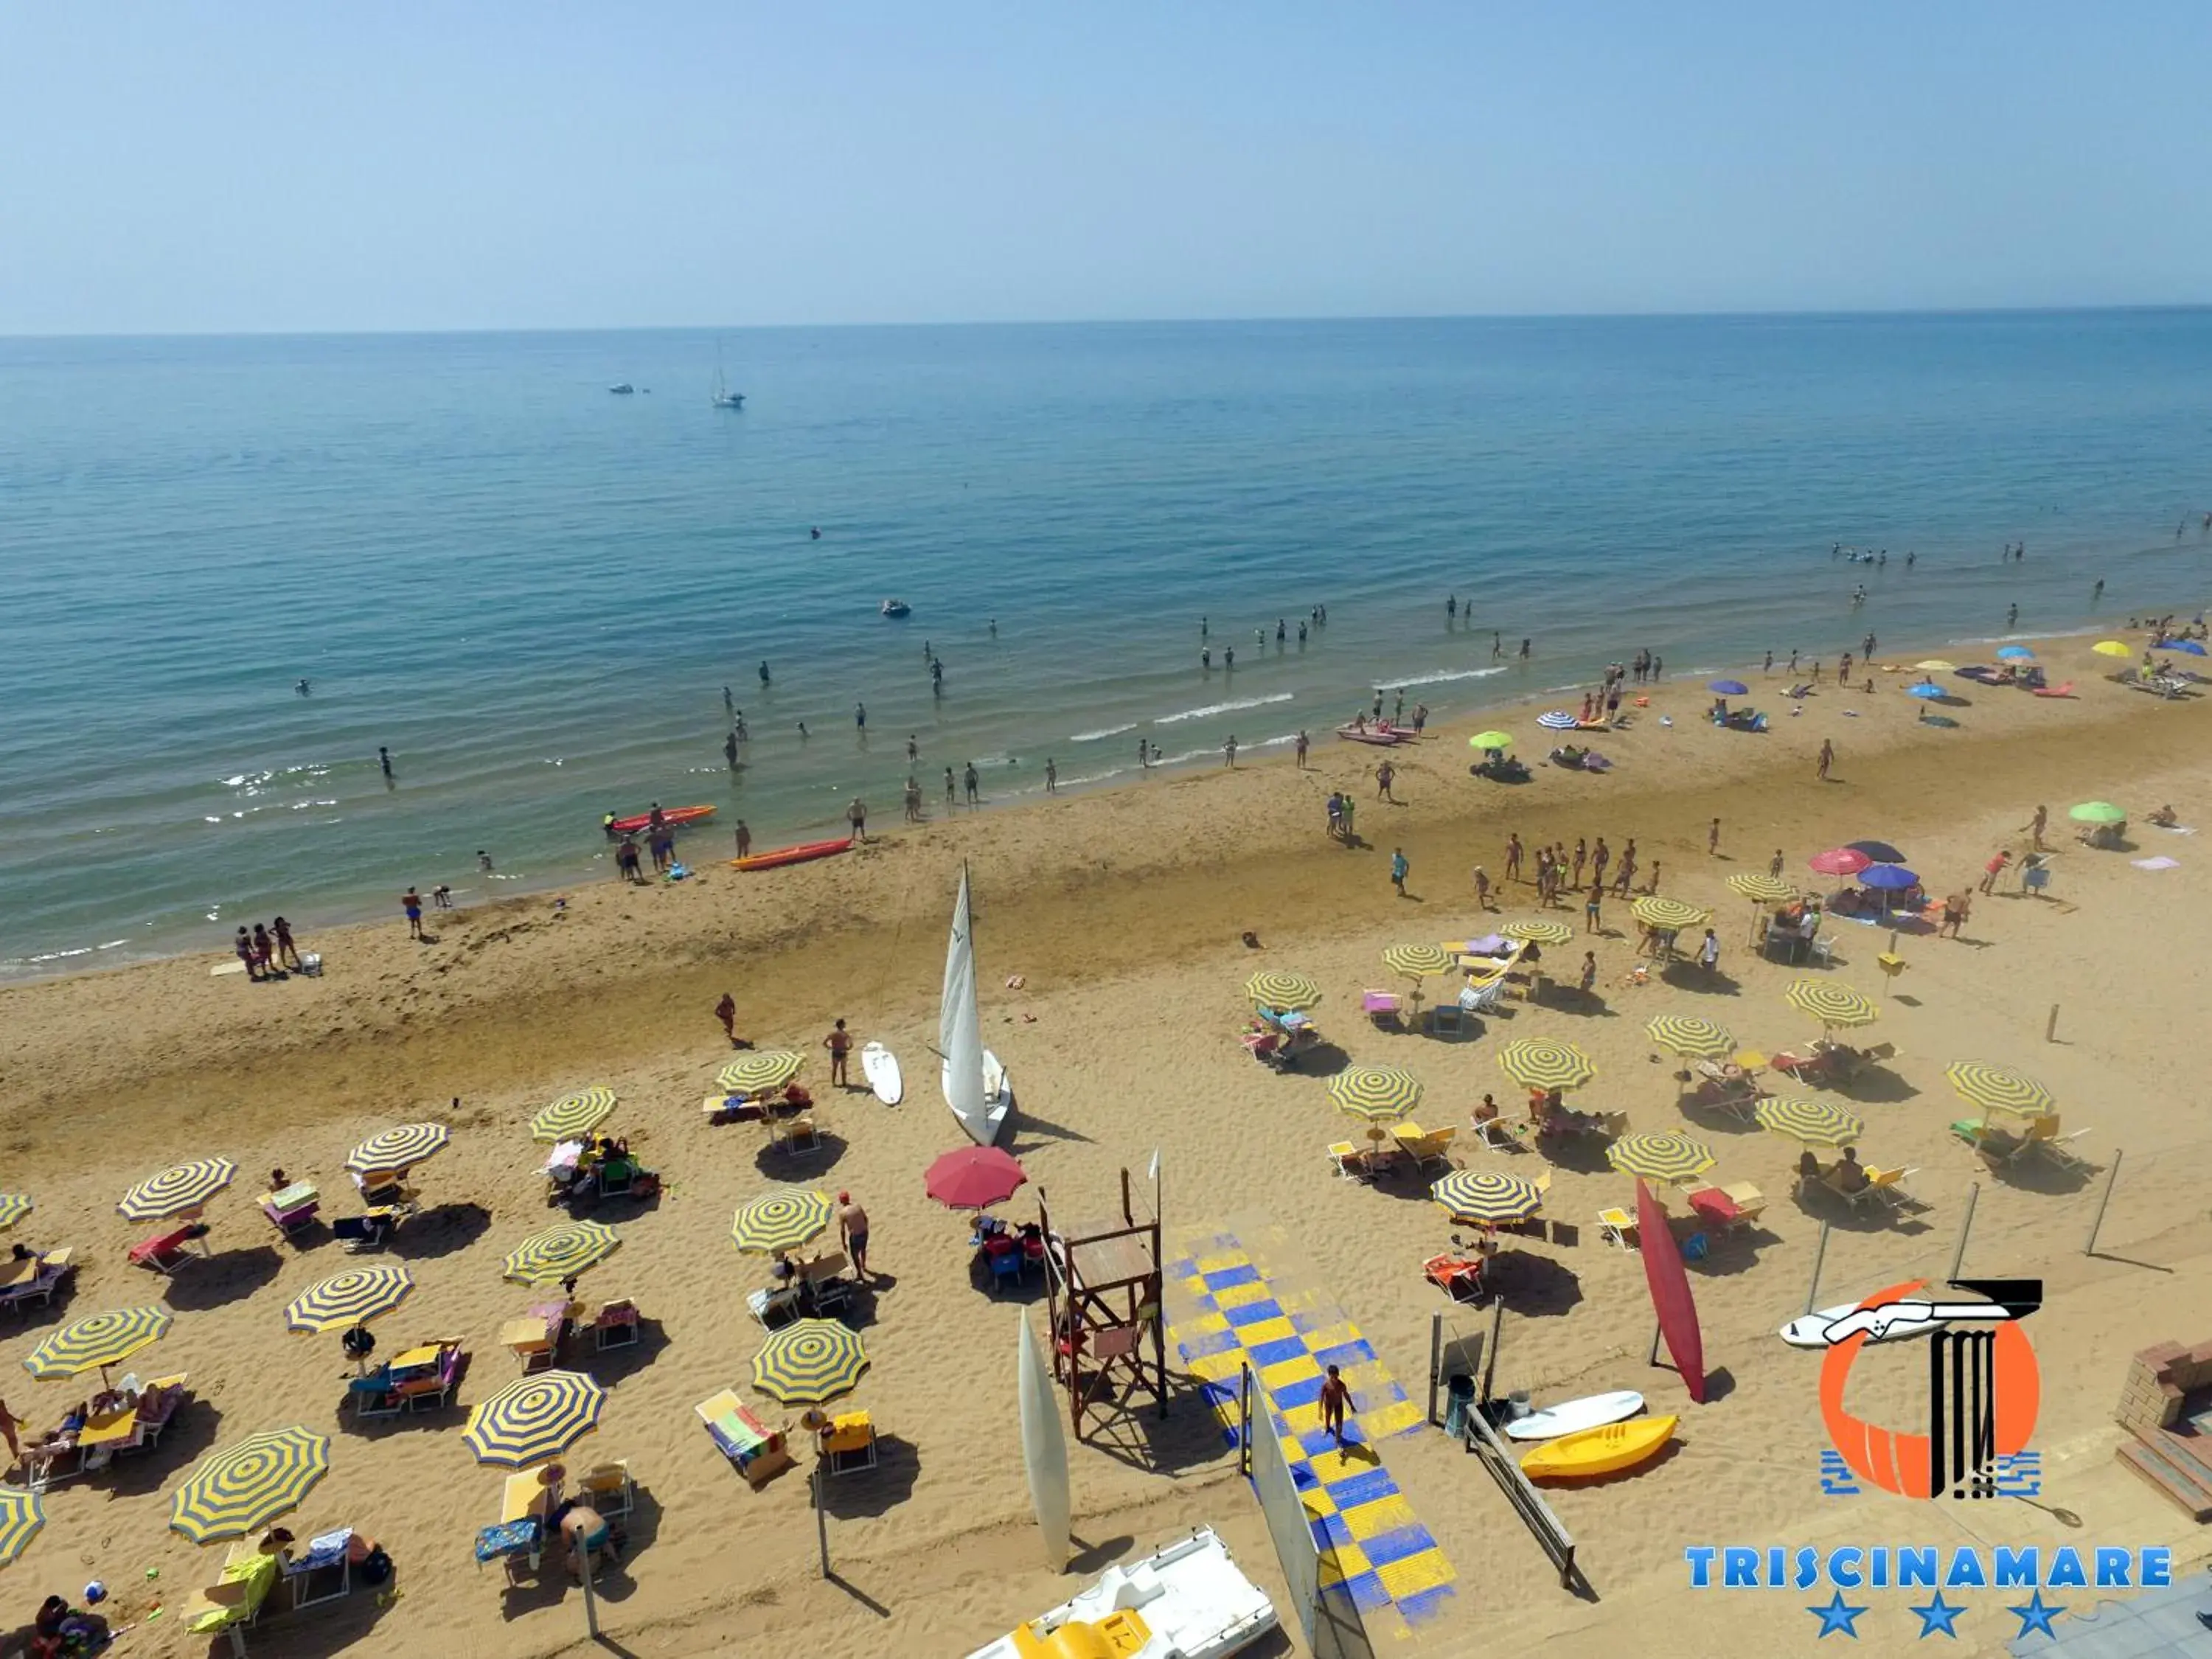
[501,1220,620,1286]
[1244,970,1322,1010]
[751,1319,870,1406]
[1381,944,1454,980]
[1785,979,1879,1031]
[530,1087,616,1143]
[25,1309,171,1380]
[463,1371,605,1467]
[1498,1037,1596,1093]
[1501,918,1573,946]
[1326,1065,1423,1124]
[0,1195,32,1231]
[731,1189,835,1255]
[717,1051,806,1096]
[1607,1132,1716,1184]
[1754,1097,1865,1148]
[1431,1169,1545,1227]
[0,1486,45,1568]
[346,1123,451,1177]
[1645,1015,1734,1060]
[285,1265,414,1334]
[170,1427,330,1543]
[1945,1061,2056,1120]
[119,1158,236,1221]
[1727,873,1795,905]
[1632,897,1710,932]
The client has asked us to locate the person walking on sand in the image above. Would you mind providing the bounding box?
[1473,866,1493,911]
[273,916,301,970]
[1504,834,1523,883]
[402,887,424,940]
[1708,818,1721,857]
[1579,950,1599,994]
[235,926,262,981]
[1375,759,1395,801]
[1939,894,1966,939]
[1320,1363,1352,1449]
[1770,848,1784,877]
[1840,651,1854,683]
[847,797,867,843]
[1295,730,1310,768]
[1591,837,1610,888]
[945,767,957,808]
[1390,848,1409,897]
[716,993,738,1046]
[1585,882,1604,933]
[734,820,752,860]
[2023,804,2048,850]
[824,1019,854,1089]
[1611,847,1636,897]
[836,1192,872,1283]
[1817,740,1834,781]
[1980,849,2011,894]
[1643,859,1662,895]
[252,922,275,974]
[1698,927,1720,973]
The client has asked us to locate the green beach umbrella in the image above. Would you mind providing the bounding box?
[1498,1037,1596,1093]
[346,1122,451,1177]
[1646,1015,1735,1060]
[24,1308,171,1381]
[2067,801,2126,824]
[170,1427,331,1543]
[285,1265,414,1334]
[1501,918,1573,946]
[501,1220,621,1286]
[1946,1061,2056,1120]
[751,1319,870,1406]
[717,1051,806,1096]
[731,1189,835,1255]
[463,1370,605,1467]
[1607,1132,1716,1184]
[1468,731,1514,751]
[1754,1097,1865,1148]
[1431,1169,1545,1227]
[1785,979,1879,1031]
[1326,1065,1423,1124]
[1244,970,1322,1010]
[119,1158,236,1221]
[0,1486,45,1568]
[530,1087,617,1143]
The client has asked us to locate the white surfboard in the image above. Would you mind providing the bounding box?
[1781,1302,1946,1349]
[861,1041,903,1105]
[1503,1390,1646,1442]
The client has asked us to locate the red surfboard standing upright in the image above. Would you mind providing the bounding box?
[1637,1178,1707,1403]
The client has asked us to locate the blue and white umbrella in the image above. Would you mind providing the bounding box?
[1995,645,2036,661]
[1905,682,1947,700]
[1537,710,1579,730]
[1708,679,1749,696]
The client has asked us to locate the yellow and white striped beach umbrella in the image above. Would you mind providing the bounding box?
[346,1123,451,1176]
[1727,873,1796,905]
[751,1319,870,1406]
[1607,1133,1716,1184]
[1244,970,1323,1010]
[1326,1065,1423,1125]
[1645,1015,1735,1060]
[1914,660,1957,674]
[0,1486,45,1568]
[1430,1169,1545,1227]
[1498,1037,1596,1093]
[24,1308,171,1380]
[1754,1097,1865,1147]
[717,1051,806,1096]
[501,1220,621,1286]
[1632,897,1711,932]
[1501,919,1573,946]
[731,1189,835,1255]
[285,1265,414,1334]
[1786,980,1879,1030]
[1945,1061,2056,1120]
[530,1087,617,1143]
[1382,944,1455,980]
[119,1158,236,1221]
[170,1427,330,1543]
[0,1195,31,1231]
[464,1370,605,1467]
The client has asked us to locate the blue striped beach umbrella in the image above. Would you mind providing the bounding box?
[463,1371,606,1467]
[170,1427,330,1543]
[0,1195,31,1231]
[751,1319,870,1406]
[24,1308,171,1380]
[285,1265,414,1334]
[0,1486,45,1567]
[119,1158,236,1221]
[1536,710,1579,730]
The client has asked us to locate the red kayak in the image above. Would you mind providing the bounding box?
[605,804,717,836]
[734,837,853,872]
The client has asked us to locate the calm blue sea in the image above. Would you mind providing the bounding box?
[4,312,2211,977]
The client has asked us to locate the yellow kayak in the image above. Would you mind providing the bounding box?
[1520,1414,1677,1481]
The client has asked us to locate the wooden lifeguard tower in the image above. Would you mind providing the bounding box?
[1037,1168,1169,1440]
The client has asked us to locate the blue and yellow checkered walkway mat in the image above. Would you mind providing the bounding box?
[1165,1228,1458,1642]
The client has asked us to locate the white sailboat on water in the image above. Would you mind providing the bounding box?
[942,863,1013,1145]
[711,341,745,409]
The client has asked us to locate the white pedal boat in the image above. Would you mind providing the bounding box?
[964,1526,1278,1659]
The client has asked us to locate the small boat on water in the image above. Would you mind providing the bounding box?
[711,349,744,409]
[963,1526,1277,1659]
[1336,721,1413,745]
[605,804,716,836]
[608,383,636,394]
[880,599,912,619]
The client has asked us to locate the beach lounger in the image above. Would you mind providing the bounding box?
[1326,1141,1370,1181]
[1427,1000,1466,1035]
[2032,681,2076,699]
[1362,990,1404,1029]
[260,1183,320,1242]
[1423,1252,1487,1304]
[503,1302,570,1372]
[352,1172,415,1210]
[577,1460,635,1518]
[333,1207,403,1253]
[184,1545,282,1655]
[776,1116,819,1155]
[592,1296,640,1350]
[989,1247,1023,1293]
[475,1464,560,1580]
[1397,1124,1457,1173]
[1596,1208,1639,1252]
[0,1248,75,1315]
[820,1410,878,1475]
[128,1225,199,1275]
[695,1389,793,1489]
[1471,1115,1526,1153]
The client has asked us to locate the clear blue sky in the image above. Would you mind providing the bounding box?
[4,3,2208,334]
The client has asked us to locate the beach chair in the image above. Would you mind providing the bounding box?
[988,1246,1023,1294]
[592,1296,640,1351]
[475,1464,560,1581]
[501,1305,566,1373]
[184,1545,281,1655]
[777,1117,819,1155]
[695,1389,793,1489]
[128,1225,198,1275]
[127,1375,191,1450]
[396,1340,465,1411]
[0,1248,76,1315]
[1398,1124,1457,1173]
[2035,1127,2093,1172]
[1820,1164,1876,1205]
[577,1460,635,1519]
[1423,1252,1487,1304]
[260,1185,320,1242]
[1845,1168,1907,1211]
[1596,1208,1639,1252]
[1326,1141,1370,1181]
[333,1208,403,1253]
[821,1410,878,1476]
[1428,1000,1466,1036]
[1460,976,1507,1016]
[1362,990,1405,1029]
[352,1172,415,1211]
[1471,1115,1525,1153]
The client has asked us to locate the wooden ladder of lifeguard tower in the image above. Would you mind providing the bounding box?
[1038,1167,1169,1440]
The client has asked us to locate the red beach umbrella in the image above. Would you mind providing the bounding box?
[1806,847,1871,877]
[925,1146,1029,1210]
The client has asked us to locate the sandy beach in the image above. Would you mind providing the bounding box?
[6,642,2212,1659]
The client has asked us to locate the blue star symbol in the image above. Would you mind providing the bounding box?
[1808,1590,1868,1638]
[1909,1590,1964,1639]
[2008,1590,2065,1639]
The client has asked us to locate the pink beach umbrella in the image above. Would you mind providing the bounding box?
[1806,847,1871,877]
